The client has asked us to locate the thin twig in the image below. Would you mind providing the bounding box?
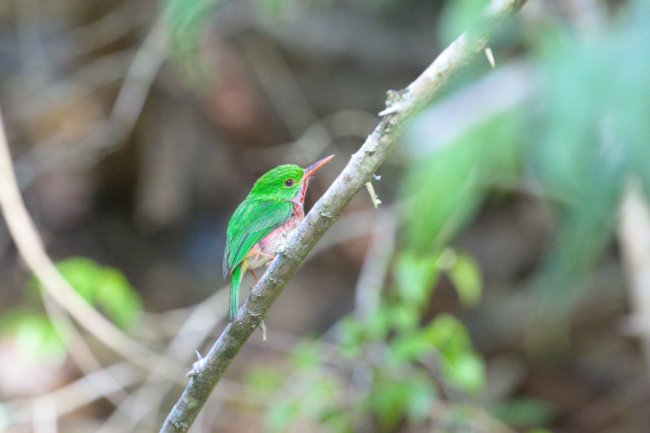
[618,179,650,381]
[4,362,139,425]
[40,293,127,406]
[0,108,183,378]
[15,16,168,189]
[159,1,527,432]
[354,212,395,319]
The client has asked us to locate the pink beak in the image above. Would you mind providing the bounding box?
[304,155,334,178]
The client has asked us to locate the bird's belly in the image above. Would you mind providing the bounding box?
[246,217,300,269]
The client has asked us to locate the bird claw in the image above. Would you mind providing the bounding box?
[187,350,207,378]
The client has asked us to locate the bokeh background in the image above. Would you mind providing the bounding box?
[1,0,649,432]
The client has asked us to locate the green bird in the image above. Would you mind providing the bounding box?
[223,155,334,321]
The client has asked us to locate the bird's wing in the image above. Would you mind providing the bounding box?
[223,199,293,277]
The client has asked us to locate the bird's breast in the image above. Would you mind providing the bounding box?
[246,209,303,270]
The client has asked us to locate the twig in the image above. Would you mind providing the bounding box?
[15,16,168,189]
[40,293,127,406]
[254,109,377,166]
[618,179,650,381]
[94,289,229,433]
[364,181,382,208]
[0,108,183,377]
[32,396,57,433]
[239,36,334,162]
[484,46,496,67]
[354,212,395,318]
[2,362,139,425]
[159,1,527,432]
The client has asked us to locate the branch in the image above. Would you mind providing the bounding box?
[0,109,184,378]
[160,1,527,431]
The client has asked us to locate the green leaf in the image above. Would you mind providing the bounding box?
[290,340,322,370]
[438,0,489,44]
[254,0,293,16]
[369,376,411,431]
[56,257,102,301]
[337,316,364,359]
[422,314,485,394]
[163,0,221,89]
[405,378,437,424]
[389,332,435,363]
[245,367,284,395]
[0,311,67,363]
[30,257,142,329]
[440,351,485,395]
[94,267,142,329]
[447,252,482,308]
[422,314,471,354]
[366,305,392,341]
[389,303,420,333]
[492,398,556,428]
[401,111,523,254]
[265,399,300,433]
[401,140,483,253]
[394,251,440,306]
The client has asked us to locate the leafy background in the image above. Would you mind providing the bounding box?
[0,0,649,432]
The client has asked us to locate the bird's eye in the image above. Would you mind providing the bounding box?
[284,178,294,187]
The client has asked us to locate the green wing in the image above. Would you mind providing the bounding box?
[223,199,293,277]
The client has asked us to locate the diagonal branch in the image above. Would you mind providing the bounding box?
[160,1,527,431]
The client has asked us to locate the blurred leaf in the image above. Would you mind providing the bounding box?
[245,367,284,395]
[401,111,523,253]
[422,314,485,394]
[438,0,489,44]
[319,409,353,433]
[254,0,334,17]
[394,250,440,307]
[254,0,291,16]
[369,375,411,431]
[266,399,300,433]
[423,314,471,354]
[389,332,435,363]
[163,0,220,89]
[389,303,420,333]
[290,340,322,370]
[366,305,392,342]
[337,316,364,358]
[401,138,483,253]
[0,311,67,363]
[370,373,437,431]
[302,376,342,418]
[447,252,482,308]
[95,267,142,329]
[441,351,485,395]
[405,377,437,424]
[56,257,101,300]
[525,9,650,337]
[30,257,141,329]
[492,398,556,429]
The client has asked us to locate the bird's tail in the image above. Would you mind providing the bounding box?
[229,260,246,321]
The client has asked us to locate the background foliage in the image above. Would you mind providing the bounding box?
[0,0,648,432]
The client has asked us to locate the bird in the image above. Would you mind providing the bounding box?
[223,155,334,321]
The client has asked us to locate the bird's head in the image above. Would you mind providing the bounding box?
[251,155,334,203]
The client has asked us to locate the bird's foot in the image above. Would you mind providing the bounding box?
[187,350,207,378]
[261,252,275,266]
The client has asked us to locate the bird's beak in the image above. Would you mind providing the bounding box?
[304,154,334,178]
